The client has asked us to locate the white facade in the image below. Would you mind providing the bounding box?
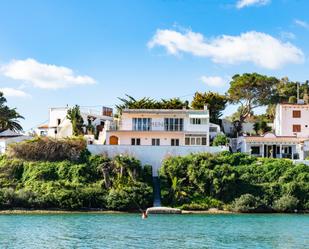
[34,124,48,137]
[88,144,228,176]
[239,103,309,160]
[238,133,309,160]
[106,107,211,146]
[47,106,113,143]
[47,107,113,144]
[275,103,309,137]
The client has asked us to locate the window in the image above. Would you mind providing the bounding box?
[152,138,160,146]
[251,146,260,155]
[293,124,301,132]
[292,110,301,118]
[131,138,141,146]
[132,118,151,131]
[190,118,207,125]
[209,127,217,132]
[202,137,207,145]
[184,135,207,146]
[185,137,190,145]
[190,137,196,145]
[164,118,183,131]
[171,139,179,146]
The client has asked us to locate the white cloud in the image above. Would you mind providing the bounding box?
[200,76,227,87]
[148,29,304,69]
[0,87,30,98]
[236,0,270,9]
[280,31,296,40]
[294,19,309,29]
[1,58,96,90]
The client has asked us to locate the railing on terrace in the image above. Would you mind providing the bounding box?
[106,121,184,131]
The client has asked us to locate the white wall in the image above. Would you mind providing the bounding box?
[275,104,309,137]
[88,145,228,176]
[106,132,185,146]
[119,112,209,133]
[0,136,31,154]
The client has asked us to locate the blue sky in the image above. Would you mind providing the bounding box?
[0,0,309,130]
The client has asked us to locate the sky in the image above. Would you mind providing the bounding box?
[0,0,309,131]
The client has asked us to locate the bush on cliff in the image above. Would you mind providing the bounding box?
[7,137,88,162]
[0,154,152,210]
[159,152,309,212]
[273,195,299,212]
[232,194,261,212]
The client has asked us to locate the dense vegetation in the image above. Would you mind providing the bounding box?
[116,94,189,114]
[1,138,308,213]
[160,152,309,212]
[0,139,152,210]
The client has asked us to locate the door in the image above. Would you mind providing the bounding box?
[264,145,274,158]
[109,136,119,145]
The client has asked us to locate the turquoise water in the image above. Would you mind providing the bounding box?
[0,214,308,249]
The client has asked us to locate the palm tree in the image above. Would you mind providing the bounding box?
[116,95,189,114]
[171,176,187,204]
[0,92,24,132]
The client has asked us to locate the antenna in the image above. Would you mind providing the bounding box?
[297,82,300,103]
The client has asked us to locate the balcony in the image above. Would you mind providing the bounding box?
[106,120,184,132]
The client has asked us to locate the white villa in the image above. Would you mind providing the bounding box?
[238,102,309,160]
[45,106,113,144]
[106,106,217,146]
[88,106,227,175]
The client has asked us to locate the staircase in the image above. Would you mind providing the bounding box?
[152,177,161,207]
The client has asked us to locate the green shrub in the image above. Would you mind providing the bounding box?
[180,197,223,210]
[159,152,309,212]
[273,195,299,212]
[231,194,260,212]
[0,154,153,210]
[213,134,228,146]
[106,183,152,211]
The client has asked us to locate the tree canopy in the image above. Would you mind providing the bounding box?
[227,73,279,133]
[191,92,227,124]
[116,94,188,114]
[66,105,84,136]
[0,92,24,132]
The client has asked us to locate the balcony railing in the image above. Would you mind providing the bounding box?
[107,121,184,131]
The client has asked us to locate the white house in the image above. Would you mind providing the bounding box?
[90,106,228,176]
[35,124,49,137]
[106,107,212,146]
[47,106,114,144]
[238,102,309,160]
[0,130,31,154]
